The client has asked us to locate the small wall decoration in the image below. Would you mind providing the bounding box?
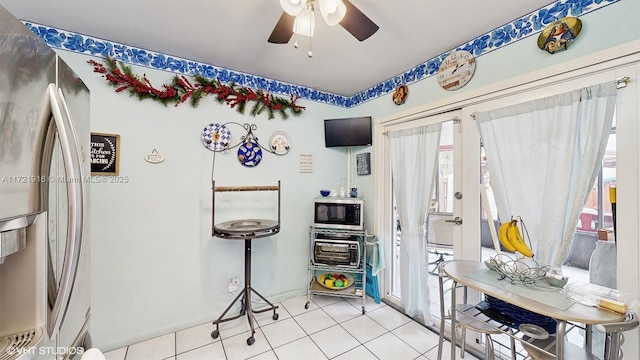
[537,17,582,54]
[437,50,476,91]
[202,123,232,151]
[203,123,290,168]
[357,152,371,175]
[91,132,120,175]
[144,149,165,164]
[269,131,291,155]
[237,141,263,167]
[299,154,313,173]
[392,85,408,105]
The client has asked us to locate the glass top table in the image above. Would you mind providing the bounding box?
[442,260,624,360]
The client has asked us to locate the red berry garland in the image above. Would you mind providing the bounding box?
[88,58,305,120]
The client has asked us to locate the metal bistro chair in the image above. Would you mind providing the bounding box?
[521,311,639,360]
[437,260,516,360]
[427,212,454,275]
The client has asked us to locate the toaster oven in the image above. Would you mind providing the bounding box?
[312,237,360,268]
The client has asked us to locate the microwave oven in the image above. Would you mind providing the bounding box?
[312,237,361,268]
[313,198,364,230]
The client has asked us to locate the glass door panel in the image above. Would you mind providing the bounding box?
[387,117,458,321]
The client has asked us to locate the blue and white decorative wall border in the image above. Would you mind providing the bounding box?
[24,0,618,108]
[346,0,619,107]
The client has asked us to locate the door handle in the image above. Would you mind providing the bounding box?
[445,217,463,225]
[45,84,85,338]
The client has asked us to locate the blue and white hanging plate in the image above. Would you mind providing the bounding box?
[201,123,231,151]
[237,140,263,167]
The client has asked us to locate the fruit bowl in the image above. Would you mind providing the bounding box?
[317,273,355,290]
[320,190,331,197]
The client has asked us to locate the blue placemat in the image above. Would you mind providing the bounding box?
[464,268,574,311]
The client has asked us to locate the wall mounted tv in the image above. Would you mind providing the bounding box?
[324,116,372,147]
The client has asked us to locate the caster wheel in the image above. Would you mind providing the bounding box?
[362,309,366,315]
[304,302,310,309]
[272,313,279,320]
[211,330,219,339]
[246,336,255,346]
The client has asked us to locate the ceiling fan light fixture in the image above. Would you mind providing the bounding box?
[318,0,346,26]
[293,7,315,37]
[280,0,304,16]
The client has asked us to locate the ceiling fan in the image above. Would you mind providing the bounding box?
[268,0,379,44]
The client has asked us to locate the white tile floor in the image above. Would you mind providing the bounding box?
[102,248,591,360]
[103,294,479,360]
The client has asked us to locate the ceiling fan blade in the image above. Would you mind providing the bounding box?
[340,0,379,41]
[268,12,295,44]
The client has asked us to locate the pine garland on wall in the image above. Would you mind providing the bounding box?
[88,58,305,120]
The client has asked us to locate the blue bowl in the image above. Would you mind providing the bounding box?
[320,190,331,197]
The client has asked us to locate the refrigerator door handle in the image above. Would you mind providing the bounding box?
[46,83,85,338]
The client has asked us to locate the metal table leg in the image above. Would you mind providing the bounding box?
[211,239,279,346]
[450,280,457,360]
[556,320,566,360]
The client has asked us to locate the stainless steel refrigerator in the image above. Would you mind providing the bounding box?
[0,5,92,360]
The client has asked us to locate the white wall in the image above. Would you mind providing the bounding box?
[56,52,365,350]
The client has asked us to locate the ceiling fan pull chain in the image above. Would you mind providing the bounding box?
[307,6,314,58]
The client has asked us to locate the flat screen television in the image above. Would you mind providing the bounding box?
[324,116,372,147]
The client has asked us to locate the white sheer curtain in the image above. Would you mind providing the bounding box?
[475,82,617,267]
[388,123,441,323]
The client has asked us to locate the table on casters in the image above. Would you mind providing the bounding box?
[209,181,282,345]
[210,219,280,345]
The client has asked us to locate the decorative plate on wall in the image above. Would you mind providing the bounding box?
[269,131,291,155]
[237,140,263,167]
[537,17,582,54]
[392,85,408,105]
[201,123,231,151]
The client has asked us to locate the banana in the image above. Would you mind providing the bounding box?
[498,221,517,252]
[507,220,534,257]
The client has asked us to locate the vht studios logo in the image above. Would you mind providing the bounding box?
[7,346,85,356]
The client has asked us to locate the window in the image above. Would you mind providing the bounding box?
[480,116,617,273]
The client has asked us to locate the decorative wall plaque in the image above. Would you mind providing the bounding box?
[357,152,371,175]
[91,132,120,175]
[144,149,165,164]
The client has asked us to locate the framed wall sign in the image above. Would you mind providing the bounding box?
[91,132,120,175]
[357,152,371,175]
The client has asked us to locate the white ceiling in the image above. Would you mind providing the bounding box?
[0,0,554,96]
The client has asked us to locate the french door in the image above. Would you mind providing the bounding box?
[377,110,463,316]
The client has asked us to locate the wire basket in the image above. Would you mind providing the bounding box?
[486,254,550,284]
[483,295,557,334]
